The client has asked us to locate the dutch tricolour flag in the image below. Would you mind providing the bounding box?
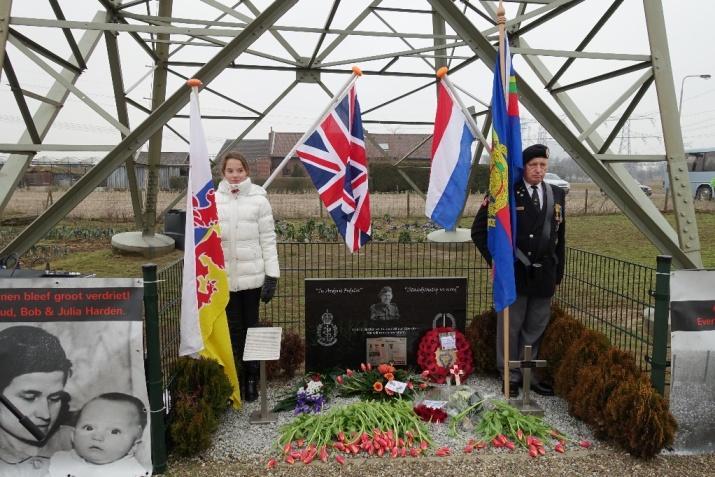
[425,81,475,230]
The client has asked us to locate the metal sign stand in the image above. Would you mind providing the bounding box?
[243,327,282,425]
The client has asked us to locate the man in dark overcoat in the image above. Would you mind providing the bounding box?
[471,144,565,397]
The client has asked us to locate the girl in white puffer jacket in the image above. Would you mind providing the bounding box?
[216,152,279,402]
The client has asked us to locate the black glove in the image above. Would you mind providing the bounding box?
[261,276,278,303]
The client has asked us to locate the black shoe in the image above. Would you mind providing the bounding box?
[501,381,521,398]
[530,382,555,396]
[245,378,258,402]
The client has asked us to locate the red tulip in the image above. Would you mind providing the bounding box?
[335,455,346,465]
[336,375,344,385]
[579,440,592,449]
[266,459,277,469]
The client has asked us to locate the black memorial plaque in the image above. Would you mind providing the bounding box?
[305,277,467,371]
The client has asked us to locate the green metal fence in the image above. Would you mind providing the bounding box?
[555,248,671,393]
[144,242,671,472]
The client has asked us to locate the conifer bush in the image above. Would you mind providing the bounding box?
[538,305,585,382]
[260,323,306,380]
[168,357,233,457]
[553,329,610,399]
[569,348,642,437]
[603,375,677,458]
[465,308,498,376]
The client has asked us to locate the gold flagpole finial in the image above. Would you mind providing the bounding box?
[436,66,449,79]
[351,66,363,76]
[187,78,202,87]
[497,1,506,27]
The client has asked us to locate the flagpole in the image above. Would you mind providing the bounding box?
[262,66,363,189]
[496,0,510,400]
[437,67,491,159]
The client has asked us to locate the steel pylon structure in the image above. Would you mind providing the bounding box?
[0,0,702,268]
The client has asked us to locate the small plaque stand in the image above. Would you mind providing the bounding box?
[243,327,282,424]
[507,345,547,417]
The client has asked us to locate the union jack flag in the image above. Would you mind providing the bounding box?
[296,85,372,252]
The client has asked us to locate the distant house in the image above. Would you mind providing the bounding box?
[20,160,94,188]
[267,131,432,177]
[216,139,271,179]
[106,152,189,190]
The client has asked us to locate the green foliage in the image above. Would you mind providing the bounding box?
[275,219,338,242]
[260,322,306,380]
[168,391,216,456]
[168,357,233,457]
[169,175,188,191]
[46,225,123,241]
[397,230,412,243]
[545,309,677,458]
[553,329,610,399]
[465,308,498,376]
[569,348,642,437]
[277,329,306,378]
[538,305,586,382]
[368,162,489,193]
[603,375,677,458]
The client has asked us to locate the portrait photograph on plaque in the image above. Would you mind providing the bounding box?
[305,277,467,370]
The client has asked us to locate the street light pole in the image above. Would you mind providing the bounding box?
[678,74,712,117]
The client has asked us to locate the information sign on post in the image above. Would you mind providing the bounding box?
[244,327,282,424]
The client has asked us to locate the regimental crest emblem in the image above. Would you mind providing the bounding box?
[487,137,509,228]
[316,309,338,346]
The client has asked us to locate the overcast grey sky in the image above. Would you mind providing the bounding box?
[1,0,712,159]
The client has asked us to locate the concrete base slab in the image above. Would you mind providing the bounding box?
[427,228,472,243]
[111,231,175,257]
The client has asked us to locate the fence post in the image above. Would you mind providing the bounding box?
[143,263,168,473]
[650,255,671,396]
[583,188,588,214]
[406,191,411,217]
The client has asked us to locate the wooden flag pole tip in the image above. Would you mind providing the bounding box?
[187,78,203,87]
[436,66,449,79]
[351,65,362,76]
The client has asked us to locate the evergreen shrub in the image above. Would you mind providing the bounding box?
[168,357,233,457]
[553,329,610,400]
[603,375,677,458]
[465,308,498,376]
[538,306,586,382]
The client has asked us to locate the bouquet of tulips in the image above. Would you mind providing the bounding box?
[468,400,591,457]
[334,362,429,401]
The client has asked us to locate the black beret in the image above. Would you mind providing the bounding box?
[523,144,549,164]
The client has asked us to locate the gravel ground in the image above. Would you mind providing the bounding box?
[206,375,596,461]
[162,375,713,476]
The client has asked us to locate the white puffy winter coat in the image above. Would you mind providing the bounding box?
[215,178,280,292]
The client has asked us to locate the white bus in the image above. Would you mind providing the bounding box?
[665,148,715,200]
[686,148,715,200]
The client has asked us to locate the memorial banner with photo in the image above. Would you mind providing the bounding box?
[0,278,152,477]
[669,269,715,453]
[305,277,466,370]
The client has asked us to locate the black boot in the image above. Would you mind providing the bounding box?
[244,362,259,402]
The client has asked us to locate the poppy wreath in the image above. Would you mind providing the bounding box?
[417,327,474,384]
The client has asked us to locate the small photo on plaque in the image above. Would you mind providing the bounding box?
[366,337,406,366]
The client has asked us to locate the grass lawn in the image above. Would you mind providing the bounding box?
[561,212,715,268]
[5,212,713,277]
